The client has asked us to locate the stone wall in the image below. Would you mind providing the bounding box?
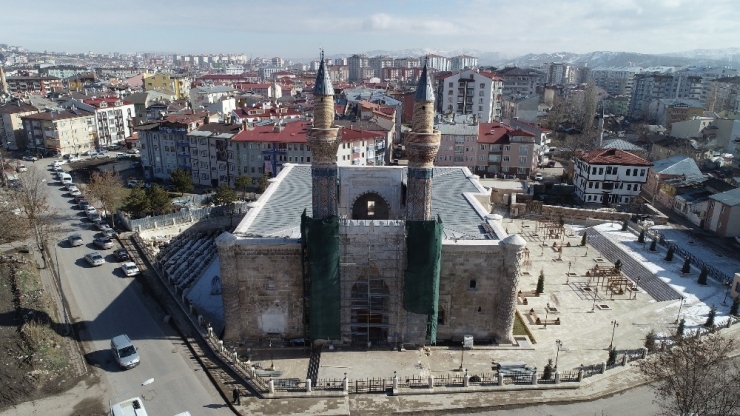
[338,168,405,220]
[218,235,304,343]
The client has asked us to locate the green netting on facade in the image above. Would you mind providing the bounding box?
[403,218,443,343]
[301,211,341,340]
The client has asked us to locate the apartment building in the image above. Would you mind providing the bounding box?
[573,149,651,205]
[368,56,394,78]
[705,188,740,237]
[21,108,96,156]
[589,67,642,96]
[435,122,479,170]
[438,69,504,122]
[348,54,370,82]
[450,55,478,71]
[647,99,704,129]
[6,76,62,95]
[496,67,542,99]
[629,73,703,119]
[426,54,450,71]
[143,73,191,100]
[187,123,243,187]
[545,63,575,86]
[708,76,740,114]
[0,101,39,150]
[137,111,207,180]
[61,97,136,148]
[39,65,89,79]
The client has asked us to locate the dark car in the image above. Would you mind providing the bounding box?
[546,160,556,168]
[78,200,90,210]
[114,248,130,262]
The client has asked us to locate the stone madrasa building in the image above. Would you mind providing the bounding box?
[217,56,527,347]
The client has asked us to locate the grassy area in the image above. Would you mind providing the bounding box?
[513,309,537,344]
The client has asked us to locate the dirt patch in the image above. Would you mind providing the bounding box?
[0,250,85,410]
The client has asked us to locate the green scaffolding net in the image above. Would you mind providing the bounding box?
[403,218,443,344]
[301,211,341,340]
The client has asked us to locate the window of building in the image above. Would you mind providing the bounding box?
[627,184,632,191]
[519,156,526,164]
[478,106,483,111]
[479,91,484,96]
[626,169,631,176]
[588,182,593,188]
[503,155,510,162]
[640,169,646,176]
[599,167,604,175]
[306,157,311,162]
[520,145,528,154]
[448,82,453,87]
[469,279,477,290]
[504,145,511,151]
[479,83,485,89]
[592,167,597,174]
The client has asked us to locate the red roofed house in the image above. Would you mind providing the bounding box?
[437,69,504,123]
[476,121,514,176]
[573,148,652,205]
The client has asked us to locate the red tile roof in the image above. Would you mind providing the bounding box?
[478,122,513,144]
[479,71,503,81]
[82,97,133,107]
[232,122,381,144]
[577,148,651,166]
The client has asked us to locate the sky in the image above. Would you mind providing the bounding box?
[2,0,739,60]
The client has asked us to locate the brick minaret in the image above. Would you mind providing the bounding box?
[405,61,441,220]
[307,52,340,219]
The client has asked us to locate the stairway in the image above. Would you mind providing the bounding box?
[585,228,682,302]
[306,345,322,384]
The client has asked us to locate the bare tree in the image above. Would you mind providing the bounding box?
[0,190,29,244]
[638,331,740,416]
[85,170,127,227]
[581,79,598,136]
[14,167,61,249]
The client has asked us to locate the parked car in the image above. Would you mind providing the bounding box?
[91,152,110,159]
[16,164,27,173]
[126,148,140,155]
[22,155,38,162]
[127,180,141,188]
[68,234,84,247]
[85,206,97,216]
[108,145,121,151]
[121,262,140,277]
[88,213,101,223]
[77,200,90,210]
[94,236,113,249]
[102,228,117,238]
[534,172,544,181]
[114,248,130,262]
[84,252,105,267]
[116,153,130,160]
[69,189,82,197]
[68,156,81,162]
[93,219,107,230]
[546,160,556,168]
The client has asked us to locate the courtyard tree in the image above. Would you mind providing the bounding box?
[638,229,645,243]
[614,259,622,272]
[681,257,691,274]
[704,305,716,328]
[543,358,554,380]
[147,185,172,216]
[86,170,127,227]
[621,220,628,231]
[638,332,740,416]
[697,267,708,285]
[665,246,675,261]
[170,168,193,196]
[121,185,150,218]
[259,172,270,193]
[212,185,237,206]
[580,232,587,246]
[649,238,657,251]
[536,269,545,294]
[15,168,59,249]
[730,296,740,317]
[607,348,617,366]
[234,174,253,200]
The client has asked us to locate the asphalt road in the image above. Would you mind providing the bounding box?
[40,163,232,415]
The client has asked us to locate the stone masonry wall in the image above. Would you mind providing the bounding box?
[218,237,304,344]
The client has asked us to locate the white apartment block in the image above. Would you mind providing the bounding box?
[590,67,642,96]
[438,70,503,123]
[450,55,478,71]
[61,97,136,148]
[21,108,96,156]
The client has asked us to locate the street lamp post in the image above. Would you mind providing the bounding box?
[544,302,550,328]
[591,288,599,312]
[633,276,641,300]
[609,320,619,350]
[555,339,563,369]
[459,340,465,371]
[675,298,685,324]
[108,378,154,410]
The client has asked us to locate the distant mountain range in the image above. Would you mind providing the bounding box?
[327,48,740,70]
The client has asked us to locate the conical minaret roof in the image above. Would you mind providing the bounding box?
[414,59,434,102]
[313,51,334,96]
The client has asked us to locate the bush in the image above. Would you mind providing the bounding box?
[607,348,617,366]
[581,233,587,246]
[676,318,686,338]
[682,258,691,274]
[730,296,740,317]
[665,246,674,261]
[536,270,545,294]
[621,220,628,231]
[698,267,708,285]
[645,329,657,353]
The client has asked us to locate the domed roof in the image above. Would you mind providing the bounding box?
[501,234,526,247]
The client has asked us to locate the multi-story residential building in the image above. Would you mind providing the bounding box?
[573,149,651,205]
[705,188,740,237]
[435,122,479,170]
[450,55,478,71]
[368,56,394,78]
[395,57,421,68]
[642,156,706,209]
[258,66,285,82]
[505,118,553,161]
[438,69,503,122]
[38,65,89,79]
[66,72,98,92]
[189,86,235,110]
[500,128,537,178]
[707,76,740,114]
[544,63,575,86]
[97,67,149,79]
[629,73,703,119]
[6,76,62,95]
[61,97,136,148]
[475,121,512,176]
[21,108,96,156]
[589,67,642,96]
[187,123,243,187]
[496,67,542,99]
[327,65,349,83]
[426,54,450,71]
[137,111,207,180]
[347,54,370,82]
[143,73,191,100]
[224,65,245,75]
[0,101,39,150]
[647,99,704,130]
[602,96,631,117]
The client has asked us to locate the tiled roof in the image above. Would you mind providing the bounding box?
[21,108,93,121]
[479,71,503,81]
[602,139,645,151]
[478,122,513,144]
[82,97,133,107]
[578,149,651,166]
[651,156,704,182]
[340,127,384,142]
[0,102,38,114]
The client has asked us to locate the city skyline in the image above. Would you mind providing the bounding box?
[2,0,739,60]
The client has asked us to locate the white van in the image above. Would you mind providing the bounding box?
[60,173,72,184]
[109,397,148,416]
[111,334,140,369]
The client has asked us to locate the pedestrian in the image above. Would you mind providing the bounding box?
[232,387,240,405]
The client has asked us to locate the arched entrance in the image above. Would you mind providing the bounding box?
[351,192,390,220]
[350,280,390,346]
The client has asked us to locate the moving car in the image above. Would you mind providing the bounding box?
[109,397,148,416]
[111,334,140,369]
[116,153,130,160]
[94,236,113,249]
[84,252,105,267]
[121,262,140,277]
[22,155,38,162]
[546,160,556,168]
[114,248,130,262]
[534,172,544,181]
[67,234,84,247]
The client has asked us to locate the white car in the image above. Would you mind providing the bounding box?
[85,206,97,216]
[68,233,84,247]
[121,262,140,277]
[84,252,105,267]
[534,172,544,181]
[70,189,82,197]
